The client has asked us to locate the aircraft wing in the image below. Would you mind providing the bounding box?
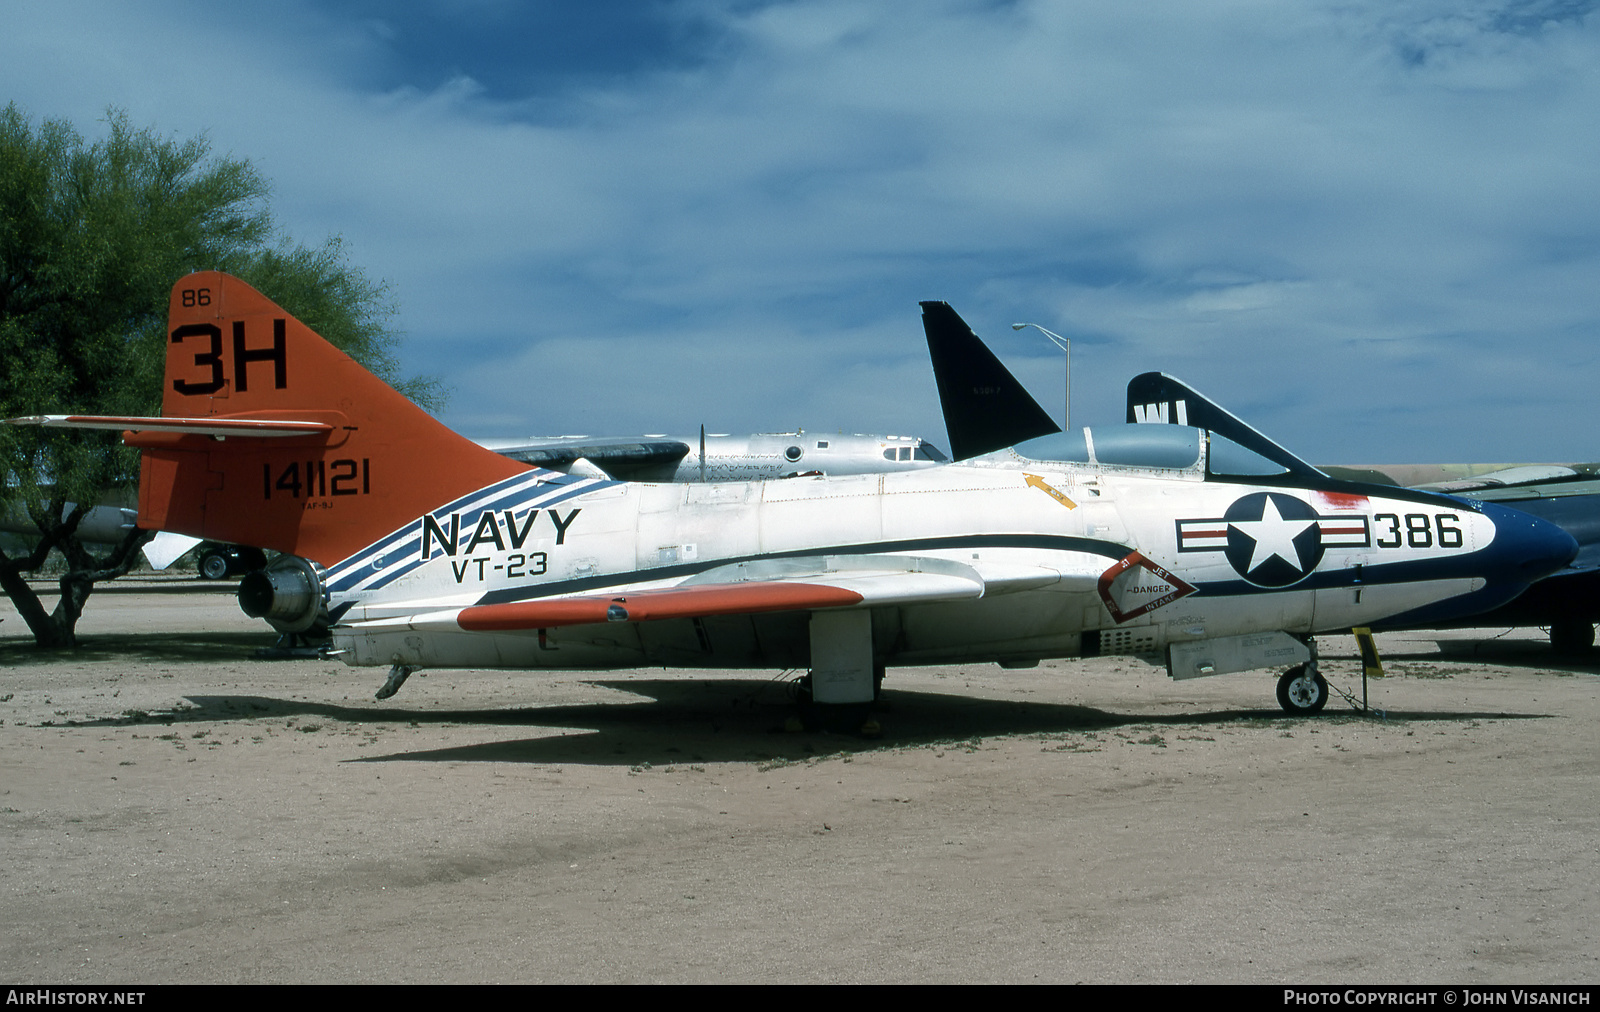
[1319,463,1596,490]
[340,553,1087,635]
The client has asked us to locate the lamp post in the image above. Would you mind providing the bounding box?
[1012,322,1070,431]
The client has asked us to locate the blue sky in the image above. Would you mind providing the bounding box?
[5,0,1600,463]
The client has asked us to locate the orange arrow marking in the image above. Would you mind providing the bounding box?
[1024,473,1078,510]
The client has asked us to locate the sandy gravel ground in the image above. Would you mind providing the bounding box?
[1,577,1597,984]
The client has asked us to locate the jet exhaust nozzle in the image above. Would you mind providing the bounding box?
[238,555,328,634]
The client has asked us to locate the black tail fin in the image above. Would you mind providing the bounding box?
[920,301,1061,460]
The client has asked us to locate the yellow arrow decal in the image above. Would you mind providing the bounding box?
[1024,473,1078,510]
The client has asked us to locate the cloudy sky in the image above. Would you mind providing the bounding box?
[5,0,1599,463]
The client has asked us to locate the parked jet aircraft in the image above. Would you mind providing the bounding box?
[6,274,1576,724]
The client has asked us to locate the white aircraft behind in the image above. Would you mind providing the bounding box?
[9,274,1576,725]
[479,431,947,483]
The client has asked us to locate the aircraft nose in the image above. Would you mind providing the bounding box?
[1479,501,1578,583]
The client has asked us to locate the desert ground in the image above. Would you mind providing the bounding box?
[1,576,1596,984]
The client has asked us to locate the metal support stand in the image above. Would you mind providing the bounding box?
[1351,626,1385,717]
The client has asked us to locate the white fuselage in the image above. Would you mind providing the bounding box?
[328,445,1500,674]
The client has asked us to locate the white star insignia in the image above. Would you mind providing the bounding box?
[1229,497,1316,575]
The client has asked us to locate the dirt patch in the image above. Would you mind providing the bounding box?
[2,587,1597,983]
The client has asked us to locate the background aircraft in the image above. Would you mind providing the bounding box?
[2,494,138,546]
[481,430,947,482]
[921,300,1063,460]
[9,274,1576,725]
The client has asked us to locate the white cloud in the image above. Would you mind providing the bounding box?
[4,0,1599,462]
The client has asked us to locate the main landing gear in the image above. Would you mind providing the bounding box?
[789,611,884,735]
[791,663,886,735]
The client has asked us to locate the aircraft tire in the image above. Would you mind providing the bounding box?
[1549,618,1595,655]
[1276,665,1328,715]
[198,550,232,581]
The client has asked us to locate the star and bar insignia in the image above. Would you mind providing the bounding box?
[1177,492,1370,587]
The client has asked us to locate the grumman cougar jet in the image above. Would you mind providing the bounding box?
[7,274,1576,724]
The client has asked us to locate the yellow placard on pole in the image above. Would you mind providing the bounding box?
[1352,627,1384,679]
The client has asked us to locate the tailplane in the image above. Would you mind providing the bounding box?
[113,272,527,565]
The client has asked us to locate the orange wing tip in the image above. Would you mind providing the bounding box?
[457,582,867,631]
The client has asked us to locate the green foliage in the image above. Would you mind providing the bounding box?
[0,103,442,646]
[1,105,271,509]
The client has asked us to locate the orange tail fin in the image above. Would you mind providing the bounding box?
[133,272,528,566]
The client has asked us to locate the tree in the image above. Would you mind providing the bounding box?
[0,104,440,647]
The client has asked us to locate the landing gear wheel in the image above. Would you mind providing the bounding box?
[198,550,231,580]
[1549,618,1595,655]
[1276,664,1328,715]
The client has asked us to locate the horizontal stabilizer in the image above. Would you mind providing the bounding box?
[6,414,334,438]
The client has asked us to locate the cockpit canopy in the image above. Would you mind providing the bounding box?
[1011,425,1289,479]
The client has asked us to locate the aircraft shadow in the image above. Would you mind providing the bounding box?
[0,631,277,666]
[58,677,1555,767]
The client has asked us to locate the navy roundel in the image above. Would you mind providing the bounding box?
[1221,492,1325,587]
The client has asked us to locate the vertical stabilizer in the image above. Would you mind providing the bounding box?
[133,272,529,565]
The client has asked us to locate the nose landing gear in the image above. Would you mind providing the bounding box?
[1276,662,1329,715]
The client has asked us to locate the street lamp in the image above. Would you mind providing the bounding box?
[1012,322,1070,431]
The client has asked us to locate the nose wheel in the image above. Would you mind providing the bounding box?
[1276,663,1328,715]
